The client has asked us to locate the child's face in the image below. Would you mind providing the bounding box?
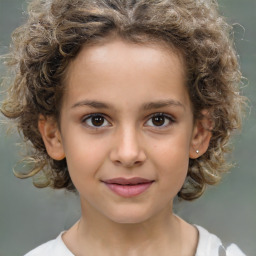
[41,38,210,223]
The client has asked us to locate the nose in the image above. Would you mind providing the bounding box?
[109,126,147,168]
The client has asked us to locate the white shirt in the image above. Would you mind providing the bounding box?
[24,225,246,256]
[195,225,246,256]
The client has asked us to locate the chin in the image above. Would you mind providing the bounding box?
[105,207,153,224]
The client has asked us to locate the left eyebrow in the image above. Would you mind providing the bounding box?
[142,99,185,111]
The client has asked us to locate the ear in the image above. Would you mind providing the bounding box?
[38,115,65,161]
[189,110,213,159]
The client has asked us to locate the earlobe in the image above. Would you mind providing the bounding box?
[189,110,213,159]
[38,115,65,160]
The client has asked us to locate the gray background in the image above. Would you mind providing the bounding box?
[0,0,255,255]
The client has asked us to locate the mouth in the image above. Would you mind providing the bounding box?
[102,177,154,185]
[102,177,155,197]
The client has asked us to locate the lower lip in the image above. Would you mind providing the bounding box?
[103,182,154,198]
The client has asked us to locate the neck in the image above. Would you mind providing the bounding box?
[85,204,176,243]
[63,198,198,256]
[62,200,198,256]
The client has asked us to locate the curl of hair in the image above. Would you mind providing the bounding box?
[1,0,246,200]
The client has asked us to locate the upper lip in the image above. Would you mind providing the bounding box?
[102,177,154,185]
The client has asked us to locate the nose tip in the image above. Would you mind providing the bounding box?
[109,131,146,168]
[114,158,144,168]
[111,149,146,168]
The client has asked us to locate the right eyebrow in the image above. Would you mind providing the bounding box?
[71,100,110,109]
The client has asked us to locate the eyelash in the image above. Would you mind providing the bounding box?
[81,112,175,129]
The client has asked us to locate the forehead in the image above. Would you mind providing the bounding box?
[65,36,186,79]
[62,38,190,111]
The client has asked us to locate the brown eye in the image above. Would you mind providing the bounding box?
[152,116,165,126]
[83,114,110,128]
[145,113,174,128]
[91,116,104,126]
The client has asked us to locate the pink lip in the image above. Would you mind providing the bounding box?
[103,177,153,185]
[102,177,155,198]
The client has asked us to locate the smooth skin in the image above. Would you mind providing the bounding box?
[38,38,212,256]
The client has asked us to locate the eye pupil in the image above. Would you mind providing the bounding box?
[92,116,104,126]
[152,116,165,126]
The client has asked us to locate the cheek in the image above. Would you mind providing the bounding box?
[151,135,191,190]
[62,135,109,184]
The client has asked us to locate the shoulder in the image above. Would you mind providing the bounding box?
[24,232,74,256]
[195,225,246,256]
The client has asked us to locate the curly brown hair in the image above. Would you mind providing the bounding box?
[1,0,246,200]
